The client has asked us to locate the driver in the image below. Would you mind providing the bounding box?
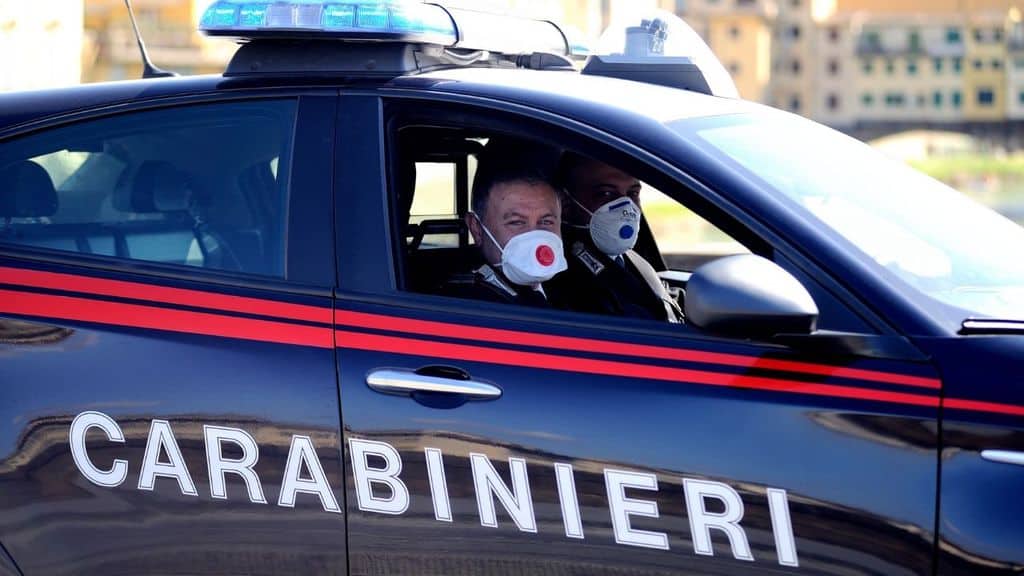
[442,161,567,306]
[549,152,683,322]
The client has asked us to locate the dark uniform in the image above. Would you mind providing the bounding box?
[549,228,683,322]
[443,263,552,307]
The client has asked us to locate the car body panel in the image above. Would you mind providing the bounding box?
[335,300,941,575]
[917,336,1024,575]
[333,91,943,575]
[0,261,344,575]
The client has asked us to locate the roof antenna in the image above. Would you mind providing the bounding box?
[124,0,178,78]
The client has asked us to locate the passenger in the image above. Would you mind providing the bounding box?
[442,161,567,306]
[550,153,683,322]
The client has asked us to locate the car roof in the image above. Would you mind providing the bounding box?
[402,67,757,123]
[0,63,761,137]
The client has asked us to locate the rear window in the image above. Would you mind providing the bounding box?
[0,99,297,278]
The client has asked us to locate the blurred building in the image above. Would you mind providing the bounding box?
[83,0,235,82]
[805,0,1024,129]
[8,0,1024,137]
[673,0,777,102]
[0,1,84,92]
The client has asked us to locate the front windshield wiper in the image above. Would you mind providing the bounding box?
[960,319,1024,335]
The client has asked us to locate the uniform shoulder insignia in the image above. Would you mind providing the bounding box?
[475,265,518,298]
[572,241,605,276]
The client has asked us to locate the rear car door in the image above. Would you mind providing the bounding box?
[0,91,345,575]
[335,94,941,575]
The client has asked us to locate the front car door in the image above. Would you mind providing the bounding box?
[0,90,345,575]
[334,90,942,575]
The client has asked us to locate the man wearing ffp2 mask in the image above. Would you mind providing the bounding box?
[442,163,567,306]
[550,153,682,322]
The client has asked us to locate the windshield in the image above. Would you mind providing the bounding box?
[673,110,1024,322]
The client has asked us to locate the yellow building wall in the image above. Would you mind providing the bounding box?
[708,14,771,101]
[963,18,1009,119]
[836,0,963,13]
[83,0,232,82]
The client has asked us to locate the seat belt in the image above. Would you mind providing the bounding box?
[624,250,684,323]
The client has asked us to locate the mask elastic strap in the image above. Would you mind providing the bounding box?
[470,212,505,257]
[564,189,595,218]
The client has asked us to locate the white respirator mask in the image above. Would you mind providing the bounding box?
[571,195,642,257]
[474,215,568,286]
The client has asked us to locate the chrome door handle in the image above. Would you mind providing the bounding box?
[366,369,502,400]
[981,450,1024,466]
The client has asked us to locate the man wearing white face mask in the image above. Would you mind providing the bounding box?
[550,153,683,322]
[442,162,568,306]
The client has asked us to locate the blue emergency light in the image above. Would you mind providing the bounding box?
[197,1,734,99]
[200,0,458,46]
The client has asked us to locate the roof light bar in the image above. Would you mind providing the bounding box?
[200,0,458,46]
[583,11,739,98]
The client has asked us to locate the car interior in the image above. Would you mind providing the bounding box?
[391,124,673,298]
[0,101,292,278]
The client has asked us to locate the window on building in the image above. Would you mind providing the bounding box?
[828,59,839,75]
[729,25,740,39]
[884,93,906,107]
[953,57,963,73]
[862,59,874,74]
[946,27,962,44]
[864,30,881,51]
[729,62,741,74]
[933,91,943,107]
[978,88,996,106]
[828,27,840,42]
[974,28,984,42]
[908,29,922,52]
[974,59,984,70]
[790,25,801,39]
[916,94,927,107]
[952,91,963,108]
[933,57,943,73]
[992,59,1003,70]
[994,28,1004,42]
[907,60,918,75]
[886,59,895,75]
[791,59,802,74]
[861,93,874,107]
[1018,91,1024,105]
[790,95,802,112]
[827,94,840,110]
[790,0,801,7]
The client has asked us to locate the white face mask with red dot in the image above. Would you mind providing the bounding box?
[474,214,568,286]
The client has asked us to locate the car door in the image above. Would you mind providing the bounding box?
[334,93,941,575]
[0,92,346,575]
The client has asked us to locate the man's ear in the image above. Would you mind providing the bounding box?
[466,213,483,246]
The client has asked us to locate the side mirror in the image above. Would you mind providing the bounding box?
[685,255,818,339]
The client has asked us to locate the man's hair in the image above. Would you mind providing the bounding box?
[471,157,558,219]
[555,151,595,195]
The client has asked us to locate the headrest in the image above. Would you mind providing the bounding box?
[129,161,193,213]
[0,161,58,218]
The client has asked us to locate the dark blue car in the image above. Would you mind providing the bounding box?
[0,2,1022,575]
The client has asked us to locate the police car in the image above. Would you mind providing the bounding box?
[0,1,1022,575]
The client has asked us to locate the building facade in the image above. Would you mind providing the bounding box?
[83,0,235,82]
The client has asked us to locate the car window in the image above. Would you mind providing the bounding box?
[0,99,297,278]
[640,184,749,271]
[677,110,1024,322]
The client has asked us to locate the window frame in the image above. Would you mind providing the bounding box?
[0,90,336,291]
[351,90,885,341]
